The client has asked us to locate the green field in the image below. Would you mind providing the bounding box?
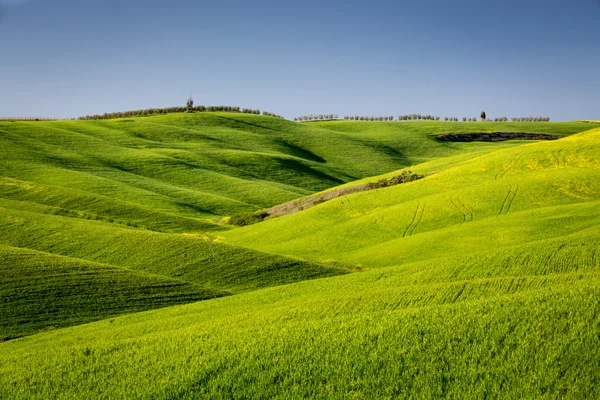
[1,113,599,398]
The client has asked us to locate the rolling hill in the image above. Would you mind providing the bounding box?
[1,114,599,398]
[223,127,600,270]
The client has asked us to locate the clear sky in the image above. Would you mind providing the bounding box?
[0,0,598,120]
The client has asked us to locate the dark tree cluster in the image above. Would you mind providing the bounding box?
[343,116,394,121]
[0,117,57,121]
[295,114,338,121]
[398,114,439,121]
[79,105,283,120]
[241,108,261,114]
[263,111,285,118]
[444,117,460,122]
[228,210,269,227]
[365,170,423,190]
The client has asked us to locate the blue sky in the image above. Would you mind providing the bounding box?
[0,0,598,120]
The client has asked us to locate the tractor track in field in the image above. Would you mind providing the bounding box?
[450,198,466,223]
[552,149,561,168]
[551,148,566,168]
[495,154,524,180]
[451,283,467,303]
[408,202,426,236]
[589,246,598,268]
[504,184,519,214]
[403,203,420,238]
[540,248,560,274]
[498,184,519,216]
[557,148,565,168]
[453,195,473,223]
[403,201,426,237]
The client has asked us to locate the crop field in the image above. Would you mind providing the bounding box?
[1,113,599,398]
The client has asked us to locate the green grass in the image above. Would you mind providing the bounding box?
[0,115,589,231]
[1,114,599,398]
[1,260,598,398]
[223,128,600,269]
[0,204,348,339]
[0,244,224,340]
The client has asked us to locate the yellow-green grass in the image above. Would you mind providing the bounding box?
[5,113,578,340]
[0,115,590,232]
[1,116,599,398]
[223,128,600,269]
[1,257,598,398]
[0,244,225,340]
[0,204,348,339]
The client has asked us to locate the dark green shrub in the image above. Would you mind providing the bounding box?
[228,210,270,227]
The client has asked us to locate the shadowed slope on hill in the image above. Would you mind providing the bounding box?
[0,244,226,340]
[0,205,349,339]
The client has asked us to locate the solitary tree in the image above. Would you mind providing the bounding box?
[480,111,486,121]
[186,95,194,112]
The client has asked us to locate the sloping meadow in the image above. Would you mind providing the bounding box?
[1,116,599,397]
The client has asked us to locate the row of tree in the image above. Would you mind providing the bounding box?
[79,105,284,120]
[263,111,285,118]
[398,114,440,121]
[345,116,395,121]
[470,116,551,122]
[0,117,57,121]
[292,114,553,123]
[294,114,338,121]
[511,116,551,122]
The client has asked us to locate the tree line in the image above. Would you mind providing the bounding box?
[79,105,284,120]
[295,114,339,121]
[344,116,395,121]
[293,113,552,123]
[510,116,551,122]
[0,117,58,121]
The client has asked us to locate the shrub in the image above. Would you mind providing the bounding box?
[228,210,269,227]
[366,170,422,190]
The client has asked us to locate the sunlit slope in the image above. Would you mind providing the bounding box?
[224,128,600,268]
[1,255,598,398]
[0,205,347,339]
[0,116,590,231]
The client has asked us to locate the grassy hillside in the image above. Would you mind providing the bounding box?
[223,128,600,269]
[8,114,581,339]
[1,115,599,398]
[0,244,224,340]
[0,203,348,339]
[0,115,590,231]
[1,240,598,398]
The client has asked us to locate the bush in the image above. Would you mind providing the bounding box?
[228,210,270,227]
[365,170,422,190]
